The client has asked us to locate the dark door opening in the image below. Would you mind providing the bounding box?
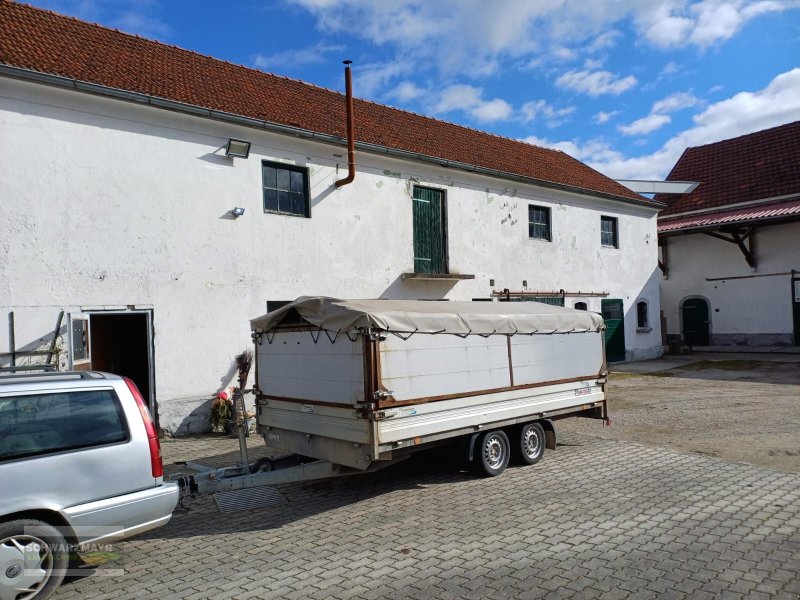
[681,298,710,346]
[89,313,153,411]
[792,276,800,346]
[601,299,626,362]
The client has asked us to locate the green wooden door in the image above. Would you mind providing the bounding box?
[793,277,800,346]
[412,186,446,274]
[681,298,710,346]
[601,299,626,362]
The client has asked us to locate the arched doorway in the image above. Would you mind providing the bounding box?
[681,297,710,346]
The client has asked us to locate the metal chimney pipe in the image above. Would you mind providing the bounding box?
[334,60,356,188]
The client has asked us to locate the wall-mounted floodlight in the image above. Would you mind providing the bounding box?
[231,207,245,218]
[225,139,251,159]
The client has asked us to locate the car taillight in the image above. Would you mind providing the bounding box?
[124,377,163,479]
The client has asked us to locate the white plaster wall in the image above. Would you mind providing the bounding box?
[0,78,662,431]
[660,222,800,344]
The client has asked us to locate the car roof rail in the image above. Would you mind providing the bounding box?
[0,370,111,382]
[0,365,58,374]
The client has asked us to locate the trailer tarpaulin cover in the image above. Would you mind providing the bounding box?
[251,297,604,336]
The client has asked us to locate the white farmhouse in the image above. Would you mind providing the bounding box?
[0,3,663,433]
[657,122,800,348]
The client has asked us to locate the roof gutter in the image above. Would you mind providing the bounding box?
[0,64,661,209]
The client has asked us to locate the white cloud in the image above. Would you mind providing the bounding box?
[587,29,622,52]
[472,98,515,122]
[618,114,672,135]
[289,0,797,96]
[523,135,625,165]
[660,61,681,76]
[636,0,792,49]
[434,84,513,123]
[549,67,800,180]
[253,42,344,71]
[111,9,172,38]
[618,91,699,136]
[389,81,425,103]
[583,58,604,70]
[556,69,638,96]
[521,100,576,126]
[552,46,579,61]
[354,60,414,98]
[592,110,621,124]
[651,91,699,114]
[39,0,173,39]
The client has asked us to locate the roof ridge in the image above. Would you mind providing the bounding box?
[10,0,349,97]
[352,94,561,154]
[684,119,800,152]
[13,1,565,157]
[2,0,649,205]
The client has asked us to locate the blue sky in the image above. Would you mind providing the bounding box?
[30,0,800,180]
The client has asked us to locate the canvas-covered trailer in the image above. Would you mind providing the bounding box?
[248,297,608,478]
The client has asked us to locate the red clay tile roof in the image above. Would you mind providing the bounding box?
[658,120,800,217]
[658,197,800,232]
[0,1,647,204]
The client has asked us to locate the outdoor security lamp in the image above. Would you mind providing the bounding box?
[225,138,251,158]
[231,207,245,218]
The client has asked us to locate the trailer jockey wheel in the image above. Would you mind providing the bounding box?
[472,430,510,477]
[250,457,273,474]
[513,422,545,465]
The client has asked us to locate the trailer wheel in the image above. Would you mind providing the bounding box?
[472,430,510,477]
[514,422,545,465]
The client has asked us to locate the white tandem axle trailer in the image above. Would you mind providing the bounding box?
[184,298,609,494]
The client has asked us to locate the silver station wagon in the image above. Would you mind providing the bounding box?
[0,371,179,599]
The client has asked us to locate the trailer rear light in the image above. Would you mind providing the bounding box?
[125,377,163,479]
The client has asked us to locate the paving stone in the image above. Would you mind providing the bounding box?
[51,432,800,600]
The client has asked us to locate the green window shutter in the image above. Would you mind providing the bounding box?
[412,186,446,274]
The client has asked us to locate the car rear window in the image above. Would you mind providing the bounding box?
[0,389,129,461]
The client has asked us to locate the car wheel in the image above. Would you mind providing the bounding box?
[0,519,68,600]
[472,430,510,477]
[514,422,546,465]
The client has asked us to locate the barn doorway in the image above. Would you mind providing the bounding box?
[681,298,710,346]
[68,310,156,420]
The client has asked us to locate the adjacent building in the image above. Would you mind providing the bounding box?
[658,121,800,347]
[0,2,664,433]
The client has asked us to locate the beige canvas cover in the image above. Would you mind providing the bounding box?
[251,297,604,336]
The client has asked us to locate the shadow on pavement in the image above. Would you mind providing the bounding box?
[150,444,478,538]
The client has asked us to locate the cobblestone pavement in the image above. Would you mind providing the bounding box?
[58,433,800,600]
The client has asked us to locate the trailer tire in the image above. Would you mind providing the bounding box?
[472,430,510,477]
[513,422,545,465]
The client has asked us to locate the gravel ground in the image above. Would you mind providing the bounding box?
[560,355,800,474]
